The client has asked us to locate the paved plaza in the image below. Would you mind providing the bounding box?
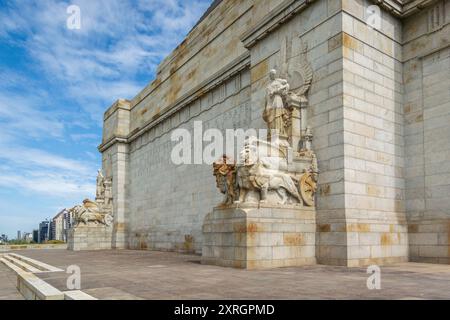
[0,262,24,300]
[1,249,450,300]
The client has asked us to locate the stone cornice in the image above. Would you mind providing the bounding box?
[131,3,252,112]
[240,0,439,51]
[126,52,250,144]
[99,51,251,152]
[241,0,316,49]
[103,99,131,122]
[98,136,128,153]
[240,0,438,49]
[98,0,442,153]
[370,0,440,18]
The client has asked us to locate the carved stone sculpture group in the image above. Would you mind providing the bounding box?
[68,170,114,227]
[213,48,318,207]
[213,138,318,206]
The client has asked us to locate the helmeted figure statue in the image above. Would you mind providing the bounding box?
[96,169,105,200]
[263,69,290,137]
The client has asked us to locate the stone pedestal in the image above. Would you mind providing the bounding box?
[68,225,113,251]
[202,204,316,269]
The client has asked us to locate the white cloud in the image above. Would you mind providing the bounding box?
[0,93,64,140]
[0,0,212,236]
[0,143,97,199]
[0,0,212,119]
[0,145,92,174]
[0,173,95,198]
[70,133,100,142]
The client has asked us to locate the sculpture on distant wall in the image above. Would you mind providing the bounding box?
[69,170,114,227]
[96,169,105,199]
[95,170,112,206]
[69,199,113,226]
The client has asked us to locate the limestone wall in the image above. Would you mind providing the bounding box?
[244,0,348,265]
[98,0,450,265]
[246,0,410,266]
[126,71,251,253]
[128,0,277,134]
[403,0,450,264]
[338,0,409,266]
[101,0,331,254]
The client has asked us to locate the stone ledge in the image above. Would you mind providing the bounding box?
[371,0,439,18]
[202,256,317,269]
[98,52,251,153]
[0,244,67,251]
[2,255,41,273]
[347,256,409,267]
[2,256,63,300]
[17,272,64,300]
[8,253,64,272]
[64,290,98,300]
[241,0,316,49]
[2,255,97,300]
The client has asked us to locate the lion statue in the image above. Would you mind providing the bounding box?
[236,138,301,205]
[70,199,113,227]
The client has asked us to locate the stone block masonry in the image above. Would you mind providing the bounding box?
[202,205,316,269]
[402,0,450,264]
[68,225,113,251]
[94,0,450,267]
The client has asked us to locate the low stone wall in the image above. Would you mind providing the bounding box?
[1,253,96,300]
[17,272,65,300]
[0,244,67,251]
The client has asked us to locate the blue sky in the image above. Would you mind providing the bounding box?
[0,0,212,239]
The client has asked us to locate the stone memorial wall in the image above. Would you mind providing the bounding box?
[76,0,450,267]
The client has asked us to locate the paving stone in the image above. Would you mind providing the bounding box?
[2,249,447,300]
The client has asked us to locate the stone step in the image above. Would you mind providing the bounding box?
[17,271,64,300]
[2,256,63,300]
[8,253,64,272]
[0,257,27,275]
[2,255,41,273]
[63,290,97,300]
[1,257,96,300]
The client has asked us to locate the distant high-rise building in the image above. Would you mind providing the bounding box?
[17,230,21,241]
[38,220,50,243]
[32,230,39,243]
[49,220,56,241]
[22,232,33,243]
[51,209,70,242]
[65,209,75,233]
